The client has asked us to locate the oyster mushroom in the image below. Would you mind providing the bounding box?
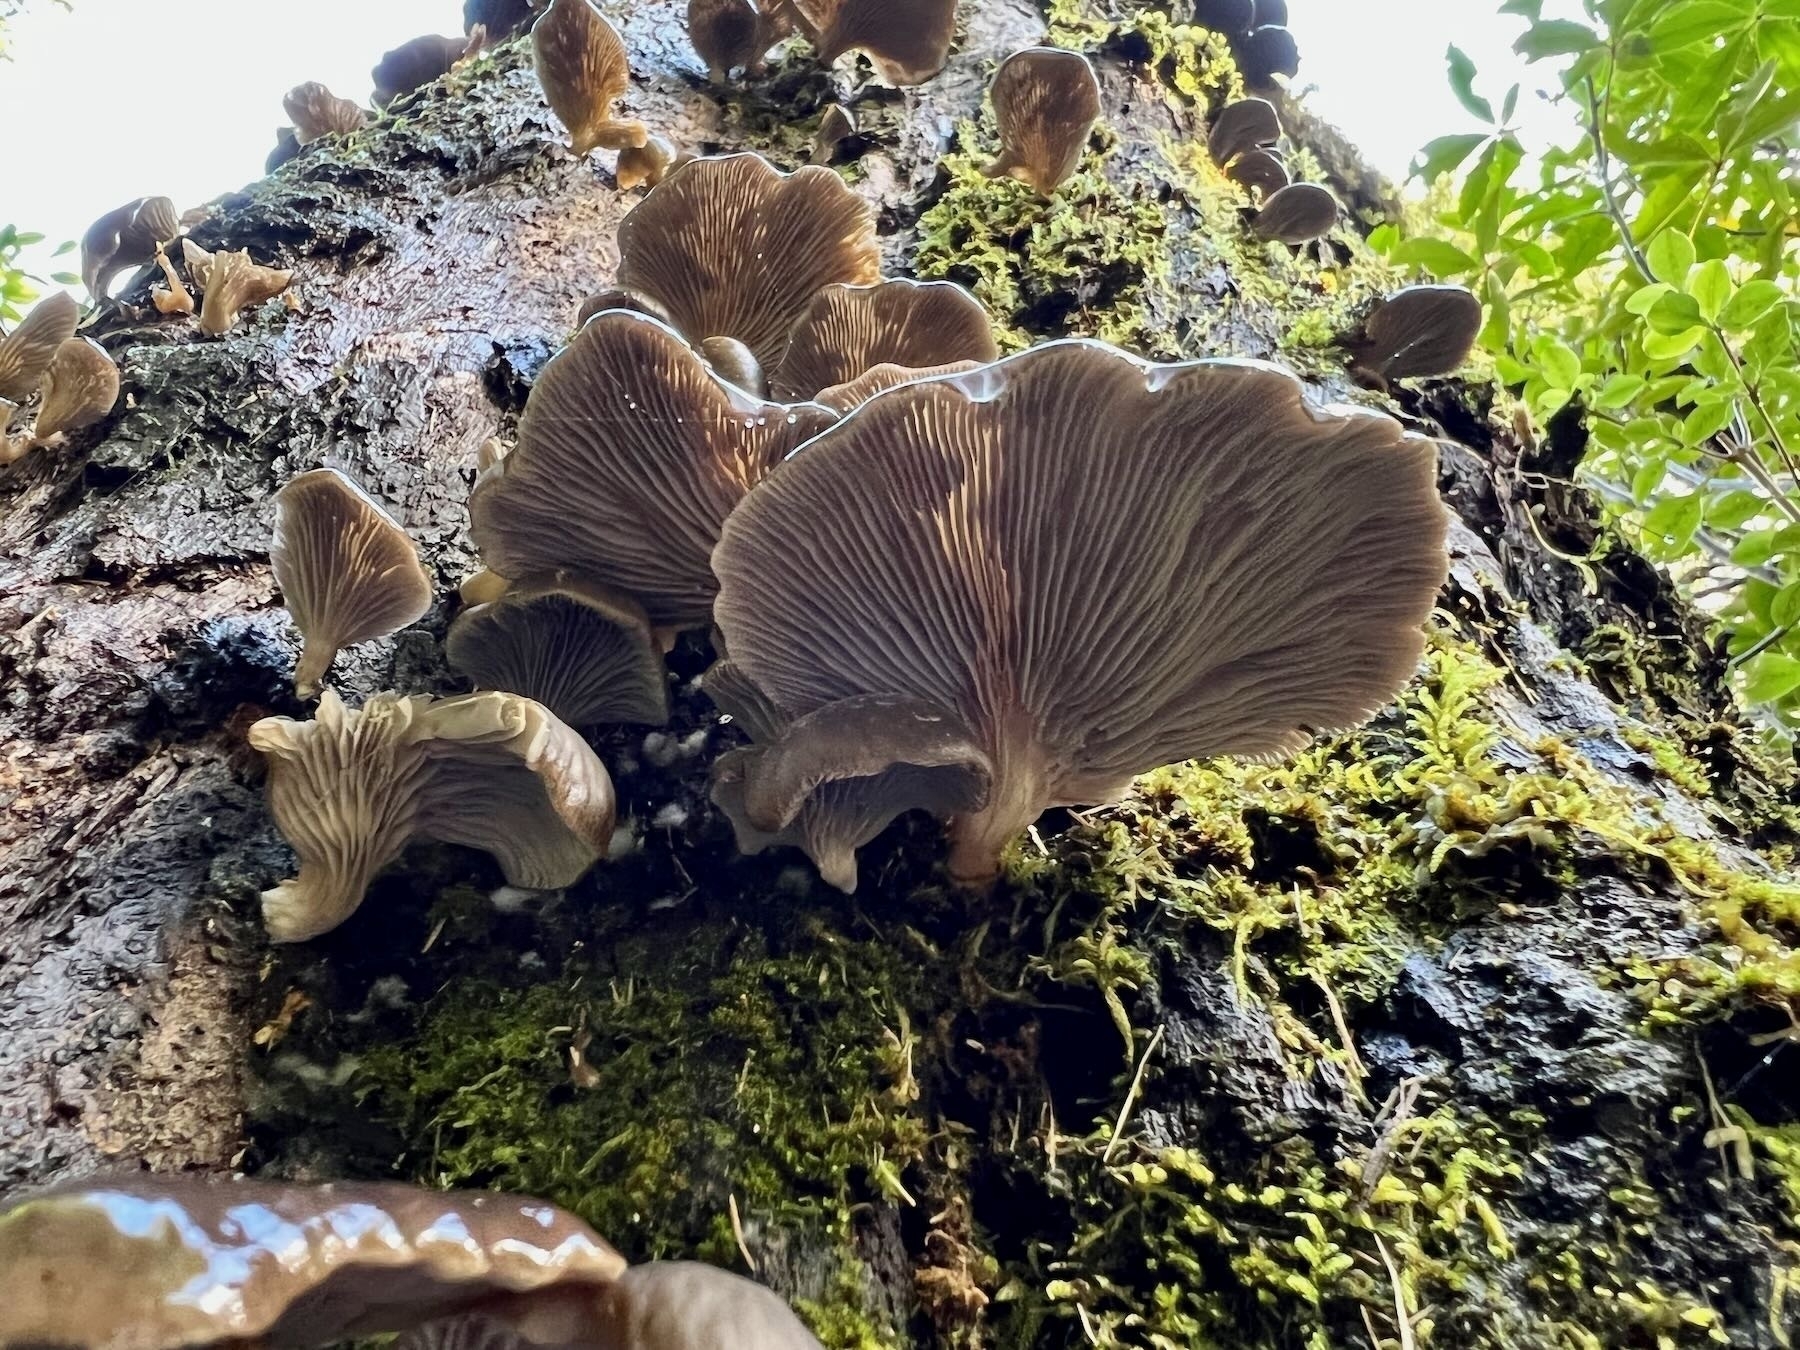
[1207,96,1280,167]
[801,0,958,85]
[81,195,180,301]
[592,1261,824,1350]
[447,576,672,726]
[617,134,685,190]
[284,81,368,142]
[1240,24,1300,83]
[712,342,1449,885]
[983,46,1102,196]
[575,285,673,328]
[810,103,857,164]
[1191,0,1254,33]
[1225,146,1289,197]
[1254,0,1288,23]
[373,32,480,107]
[196,248,294,336]
[687,0,761,81]
[468,309,837,632]
[533,0,647,154]
[1343,284,1483,383]
[1250,181,1338,244]
[251,688,615,941]
[466,0,539,37]
[812,359,984,413]
[699,335,766,395]
[150,243,196,315]
[0,291,78,402]
[29,337,119,447]
[614,153,880,372]
[271,467,433,697]
[770,278,997,402]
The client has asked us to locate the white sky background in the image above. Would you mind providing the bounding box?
[0,0,1575,293]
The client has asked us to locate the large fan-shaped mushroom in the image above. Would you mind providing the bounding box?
[29,337,119,447]
[795,0,957,85]
[687,0,762,81]
[532,0,647,154]
[0,291,79,402]
[770,279,997,402]
[983,46,1102,197]
[712,342,1448,885]
[468,310,837,632]
[271,468,433,697]
[614,153,880,373]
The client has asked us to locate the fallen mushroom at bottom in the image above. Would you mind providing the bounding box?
[249,687,616,941]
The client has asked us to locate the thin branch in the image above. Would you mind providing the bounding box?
[1583,74,1655,284]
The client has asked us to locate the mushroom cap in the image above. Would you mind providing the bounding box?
[616,134,681,191]
[32,337,120,444]
[1191,0,1254,34]
[251,688,615,941]
[984,46,1103,197]
[468,310,838,631]
[284,82,368,142]
[1240,24,1300,82]
[771,279,998,402]
[0,1174,625,1350]
[1350,284,1484,381]
[533,0,647,154]
[81,196,181,300]
[1250,181,1338,243]
[811,103,857,163]
[711,341,1449,883]
[614,153,881,372]
[801,0,957,85]
[151,243,197,316]
[197,248,295,337]
[0,290,79,402]
[1207,97,1280,167]
[812,359,985,413]
[271,467,433,697]
[687,0,761,80]
[593,1262,825,1350]
[466,0,539,37]
[1224,146,1289,197]
[372,33,473,107]
[182,238,217,290]
[447,576,671,727]
[1253,0,1288,24]
[699,335,767,396]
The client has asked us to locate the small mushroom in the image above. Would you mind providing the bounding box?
[182,237,217,290]
[197,249,294,336]
[812,359,984,413]
[29,337,119,447]
[460,568,512,606]
[1343,285,1483,383]
[268,126,304,172]
[284,81,368,142]
[983,47,1102,197]
[616,134,685,190]
[447,576,671,726]
[533,0,647,154]
[466,0,539,37]
[1253,0,1288,23]
[271,467,433,697]
[0,291,78,402]
[372,32,479,107]
[1225,146,1289,197]
[807,0,957,85]
[1240,24,1300,83]
[575,286,673,328]
[80,195,180,301]
[1207,97,1280,167]
[0,1174,626,1350]
[592,1262,825,1350]
[712,342,1449,886]
[687,0,761,81]
[150,243,196,315]
[1250,181,1338,243]
[468,309,837,632]
[699,335,766,395]
[251,688,615,941]
[771,279,997,402]
[810,103,857,164]
[614,153,880,371]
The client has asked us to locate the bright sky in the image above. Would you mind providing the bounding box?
[0,0,1575,293]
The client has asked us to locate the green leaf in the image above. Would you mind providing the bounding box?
[1631,457,1667,502]
[1625,282,1675,316]
[1685,258,1732,322]
[1646,290,1704,334]
[1719,280,1785,329]
[1645,230,1697,284]
[1773,582,1800,630]
[1533,337,1582,389]
[48,272,78,286]
[1643,326,1708,361]
[1446,45,1496,122]
[1594,374,1646,410]
[1743,652,1800,704]
[1513,19,1598,60]
[1682,400,1737,444]
[1634,175,1699,244]
[1501,83,1519,123]
[1650,0,1749,49]
[1388,238,1479,274]
[1708,490,1764,530]
[1413,133,1489,185]
[1643,492,1705,548]
[1734,529,1779,566]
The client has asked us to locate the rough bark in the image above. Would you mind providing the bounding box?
[2,3,1797,1348]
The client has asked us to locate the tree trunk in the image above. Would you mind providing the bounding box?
[2,3,1796,1347]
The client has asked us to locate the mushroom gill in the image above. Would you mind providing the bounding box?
[284,81,368,142]
[1250,181,1338,243]
[196,248,294,336]
[533,0,647,154]
[468,309,837,632]
[447,576,672,727]
[812,359,984,413]
[770,278,997,402]
[0,291,78,402]
[983,46,1102,197]
[1207,96,1280,167]
[28,337,119,448]
[800,0,958,86]
[712,342,1449,885]
[1344,284,1484,383]
[80,195,180,301]
[614,152,881,373]
[271,467,433,697]
[250,688,615,941]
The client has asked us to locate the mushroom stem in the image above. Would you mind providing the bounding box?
[944,720,1053,886]
[294,641,335,698]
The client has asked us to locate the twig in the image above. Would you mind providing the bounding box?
[1373,1233,1417,1350]
[728,1193,757,1272]
[1101,1026,1165,1164]
[1583,74,1654,284]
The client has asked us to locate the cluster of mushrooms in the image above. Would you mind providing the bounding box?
[1207,94,1341,246]
[0,1174,825,1350]
[0,5,1488,1340]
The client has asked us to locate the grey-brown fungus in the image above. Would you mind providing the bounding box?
[617,134,685,190]
[467,0,539,38]
[1251,181,1338,243]
[984,46,1102,196]
[1192,0,1253,33]
[811,102,857,164]
[196,248,294,336]
[712,342,1449,885]
[80,195,180,300]
[0,290,78,402]
[1225,146,1289,197]
[687,0,761,81]
[372,32,478,107]
[1343,284,1484,383]
[804,0,958,85]
[699,335,767,395]
[447,576,671,727]
[812,359,985,413]
[593,1261,825,1350]
[614,153,880,372]
[284,81,368,142]
[771,278,998,402]
[468,309,836,631]
[271,467,433,697]
[1254,0,1288,23]
[151,243,196,315]
[575,286,673,328]
[29,337,119,448]
[533,0,647,154]
[1207,96,1280,167]
[1240,24,1300,82]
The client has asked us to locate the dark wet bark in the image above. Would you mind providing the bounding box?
[2,4,1796,1347]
